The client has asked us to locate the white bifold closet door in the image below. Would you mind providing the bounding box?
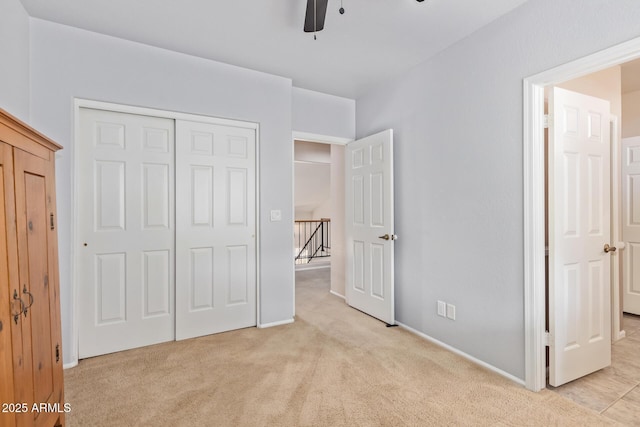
[78,109,176,358]
[77,109,256,358]
[175,120,256,340]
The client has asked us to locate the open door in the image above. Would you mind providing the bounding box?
[622,136,640,315]
[548,87,612,386]
[345,129,395,325]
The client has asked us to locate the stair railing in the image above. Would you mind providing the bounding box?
[295,218,331,264]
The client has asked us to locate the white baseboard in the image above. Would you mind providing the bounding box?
[63,360,78,370]
[258,318,294,329]
[329,290,345,300]
[295,264,330,271]
[396,321,525,387]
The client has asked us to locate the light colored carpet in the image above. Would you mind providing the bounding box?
[64,268,620,426]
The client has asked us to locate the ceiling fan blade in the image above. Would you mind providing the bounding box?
[304,0,328,32]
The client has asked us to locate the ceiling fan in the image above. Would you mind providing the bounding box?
[304,0,424,39]
[304,0,329,39]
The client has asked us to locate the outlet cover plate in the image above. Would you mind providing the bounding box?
[446,304,456,320]
[437,301,446,317]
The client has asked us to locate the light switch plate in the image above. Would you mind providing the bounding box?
[270,210,282,222]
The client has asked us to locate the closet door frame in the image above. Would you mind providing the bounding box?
[70,98,261,365]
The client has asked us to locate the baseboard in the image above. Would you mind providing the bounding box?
[258,318,295,329]
[329,290,345,300]
[396,321,525,387]
[63,360,78,370]
[295,264,330,271]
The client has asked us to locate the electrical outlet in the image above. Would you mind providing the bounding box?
[446,304,456,321]
[437,300,446,317]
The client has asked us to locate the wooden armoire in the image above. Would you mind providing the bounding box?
[0,110,65,427]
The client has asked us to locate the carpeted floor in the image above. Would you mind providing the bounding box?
[64,268,620,426]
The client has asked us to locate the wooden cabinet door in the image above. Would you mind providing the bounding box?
[0,142,18,427]
[13,148,64,427]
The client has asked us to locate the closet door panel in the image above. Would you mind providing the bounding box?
[13,148,63,427]
[175,120,257,340]
[77,108,175,358]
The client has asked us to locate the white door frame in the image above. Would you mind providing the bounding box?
[70,98,261,367]
[291,131,352,316]
[523,37,640,391]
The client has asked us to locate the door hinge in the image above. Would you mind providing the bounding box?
[50,213,55,230]
[55,344,60,363]
[544,331,552,347]
[544,114,550,129]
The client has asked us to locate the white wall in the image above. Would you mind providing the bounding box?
[294,140,331,218]
[0,0,29,120]
[623,90,640,137]
[292,87,355,140]
[330,145,346,297]
[356,0,640,380]
[28,19,294,365]
[294,162,330,217]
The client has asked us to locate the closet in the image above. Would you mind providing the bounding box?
[76,107,257,358]
[0,110,65,426]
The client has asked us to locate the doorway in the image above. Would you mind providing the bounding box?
[524,37,640,392]
[291,132,349,312]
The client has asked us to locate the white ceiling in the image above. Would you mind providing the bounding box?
[19,0,529,99]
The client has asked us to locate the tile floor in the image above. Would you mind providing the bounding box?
[549,313,640,425]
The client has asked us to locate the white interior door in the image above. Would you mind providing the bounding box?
[78,108,175,358]
[548,87,612,387]
[175,120,256,340]
[622,136,640,315]
[345,129,395,325]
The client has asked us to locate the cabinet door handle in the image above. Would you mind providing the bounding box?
[50,213,55,230]
[22,285,34,317]
[12,290,25,324]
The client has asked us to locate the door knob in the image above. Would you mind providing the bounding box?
[378,234,398,241]
[604,244,617,253]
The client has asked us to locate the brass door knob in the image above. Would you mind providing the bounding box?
[378,234,398,241]
[604,244,617,253]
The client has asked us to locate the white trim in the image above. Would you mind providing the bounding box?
[255,123,262,329]
[523,36,640,392]
[75,98,259,130]
[70,102,81,368]
[329,290,345,300]
[257,318,294,329]
[295,263,331,271]
[63,361,78,370]
[291,137,296,318]
[397,322,525,386]
[610,115,623,343]
[72,98,260,364]
[292,131,351,146]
